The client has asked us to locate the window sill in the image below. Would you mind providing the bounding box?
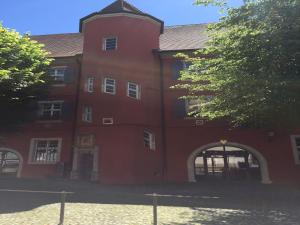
[36,120,63,123]
[103,91,116,95]
[52,83,66,87]
[28,162,58,165]
[127,95,141,100]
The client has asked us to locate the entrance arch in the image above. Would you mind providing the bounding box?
[0,148,23,178]
[187,142,271,184]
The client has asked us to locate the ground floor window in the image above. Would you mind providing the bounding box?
[0,150,20,177]
[194,146,260,181]
[29,138,62,164]
[291,135,300,164]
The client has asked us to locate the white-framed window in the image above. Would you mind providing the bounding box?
[186,99,201,115]
[144,130,155,150]
[82,106,92,122]
[49,67,66,82]
[85,77,94,93]
[103,37,117,51]
[29,138,62,164]
[290,135,300,164]
[127,82,140,99]
[103,78,116,94]
[38,101,63,121]
[102,117,114,125]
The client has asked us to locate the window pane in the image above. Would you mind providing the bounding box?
[129,83,137,90]
[49,69,55,76]
[295,138,300,146]
[49,141,58,148]
[105,38,117,50]
[129,90,137,98]
[37,141,47,148]
[53,103,62,110]
[106,79,115,85]
[43,103,52,110]
[56,69,65,75]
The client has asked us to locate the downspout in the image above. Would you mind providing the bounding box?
[158,53,168,182]
[69,54,82,175]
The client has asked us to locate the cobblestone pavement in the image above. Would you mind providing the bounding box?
[0,203,299,225]
[0,178,299,225]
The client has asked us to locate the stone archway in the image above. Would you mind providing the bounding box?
[187,142,272,184]
[0,147,23,178]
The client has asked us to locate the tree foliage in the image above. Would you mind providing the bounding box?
[177,0,300,128]
[0,24,52,131]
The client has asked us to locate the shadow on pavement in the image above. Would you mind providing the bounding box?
[0,177,299,223]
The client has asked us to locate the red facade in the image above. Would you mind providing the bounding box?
[0,0,299,184]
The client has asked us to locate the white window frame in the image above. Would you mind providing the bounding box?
[38,100,64,121]
[102,78,116,95]
[82,106,92,123]
[185,99,201,115]
[290,135,300,164]
[28,138,62,164]
[127,82,141,100]
[49,66,66,82]
[102,117,114,125]
[85,77,94,93]
[144,130,155,150]
[103,37,118,51]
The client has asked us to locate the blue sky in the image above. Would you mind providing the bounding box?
[1,0,243,35]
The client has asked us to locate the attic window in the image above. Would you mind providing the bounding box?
[103,37,117,51]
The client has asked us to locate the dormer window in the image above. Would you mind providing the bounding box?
[103,37,117,51]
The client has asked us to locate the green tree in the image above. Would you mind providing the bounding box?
[177,0,300,128]
[0,24,52,131]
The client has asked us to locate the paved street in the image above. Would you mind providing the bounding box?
[0,178,299,225]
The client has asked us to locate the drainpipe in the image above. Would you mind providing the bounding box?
[158,53,168,182]
[69,54,82,176]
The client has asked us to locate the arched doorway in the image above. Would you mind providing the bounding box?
[0,148,23,178]
[187,142,271,184]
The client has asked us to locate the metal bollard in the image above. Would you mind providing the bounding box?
[59,191,66,225]
[153,193,158,225]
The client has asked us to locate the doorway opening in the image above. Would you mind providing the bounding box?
[187,142,271,184]
[194,146,260,181]
[78,152,94,180]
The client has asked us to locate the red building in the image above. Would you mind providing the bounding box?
[1,0,300,184]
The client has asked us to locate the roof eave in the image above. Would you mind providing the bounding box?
[79,11,164,34]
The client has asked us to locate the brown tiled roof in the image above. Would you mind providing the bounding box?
[160,24,209,51]
[79,0,164,33]
[100,0,144,14]
[31,33,83,58]
[30,24,209,57]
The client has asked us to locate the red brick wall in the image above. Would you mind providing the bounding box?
[0,57,80,178]
[78,15,163,183]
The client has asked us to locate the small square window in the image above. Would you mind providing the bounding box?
[144,131,155,150]
[82,106,92,122]
[103,78,116,94]
[127,82,140,99]
[103,37,117,51]
[102,117,114,125]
